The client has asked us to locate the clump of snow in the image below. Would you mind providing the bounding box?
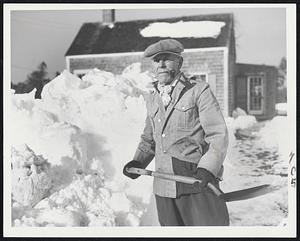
[140,21,226,38]
[275,102,287,115]
[229,108,257,130]
[232,115,257,130]
[11,144,52,207]
[34,174,115,226]
[232,107,247,119]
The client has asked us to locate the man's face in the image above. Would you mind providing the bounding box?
[152,53,182,86]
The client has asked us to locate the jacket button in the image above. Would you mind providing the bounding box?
[162,133,166,137]
[163,150,166,153]
[181,106,186,110]
[158,119,161,122]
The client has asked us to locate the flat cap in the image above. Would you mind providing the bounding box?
[143,39,184,58]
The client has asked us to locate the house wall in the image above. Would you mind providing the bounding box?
[235,75,247,111]
[235,64,277,120]
[181,49,226,113]
[67,48,228,115]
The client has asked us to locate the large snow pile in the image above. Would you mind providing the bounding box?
[9,64,288,227]
[140,21,226,38]
[10,64,158,226]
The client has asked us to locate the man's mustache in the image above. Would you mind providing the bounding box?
[157,70,176,76]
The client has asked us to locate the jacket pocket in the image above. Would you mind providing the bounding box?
[167,137,203,162]
[174,101,196,129]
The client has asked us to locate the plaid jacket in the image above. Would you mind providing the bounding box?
[133,73,228,198]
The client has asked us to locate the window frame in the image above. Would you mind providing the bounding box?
[190,72,208,82]
[247,75,265,115]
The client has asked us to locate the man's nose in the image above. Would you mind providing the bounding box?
[158,59,166,67]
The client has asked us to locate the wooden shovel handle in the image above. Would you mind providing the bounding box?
[127,167,223,197]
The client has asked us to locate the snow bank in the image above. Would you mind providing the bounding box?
[223,115,288,226]
[140,21,226,38]
[10,64,155,226]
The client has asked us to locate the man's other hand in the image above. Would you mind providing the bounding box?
[193,168,215,189]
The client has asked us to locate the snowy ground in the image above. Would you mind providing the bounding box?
[9,65,289,227]
[223,118,288,226]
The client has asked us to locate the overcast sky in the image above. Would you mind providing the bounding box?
[10,6,286,84]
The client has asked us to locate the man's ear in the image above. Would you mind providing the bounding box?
[178,57,183,69]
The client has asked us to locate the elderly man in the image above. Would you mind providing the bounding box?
[123,39,229,226]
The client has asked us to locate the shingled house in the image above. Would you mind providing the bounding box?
[65,11,277,119]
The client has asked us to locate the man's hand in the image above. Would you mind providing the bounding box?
[193,168,215,189]
[123,160,143,179]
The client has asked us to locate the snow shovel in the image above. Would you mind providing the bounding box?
[126,167,282,202]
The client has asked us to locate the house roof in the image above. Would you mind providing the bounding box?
[65,13,234,56]
[235,63,277,75]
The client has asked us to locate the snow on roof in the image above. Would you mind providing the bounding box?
[65,13,234,56]
[140,21,226,38]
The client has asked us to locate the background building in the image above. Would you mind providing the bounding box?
[65,11,277,119]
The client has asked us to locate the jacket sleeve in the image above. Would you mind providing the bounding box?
[132,115,156,168]
[196,83,229,177]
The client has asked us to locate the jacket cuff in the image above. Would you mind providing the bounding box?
[133,149,154,169]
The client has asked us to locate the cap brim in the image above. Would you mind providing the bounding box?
[148,51,182,59]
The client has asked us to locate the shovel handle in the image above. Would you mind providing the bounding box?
[126,167,223,197]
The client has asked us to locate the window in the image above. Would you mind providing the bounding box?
[247,75,264,115]
[190,72,217,95]
[190,73,208,82]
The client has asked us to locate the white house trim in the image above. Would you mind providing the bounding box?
[184,47,227,53]
[66,57,70,72]
[223,48,229,117]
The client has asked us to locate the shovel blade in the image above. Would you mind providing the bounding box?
[222,184,282,202]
